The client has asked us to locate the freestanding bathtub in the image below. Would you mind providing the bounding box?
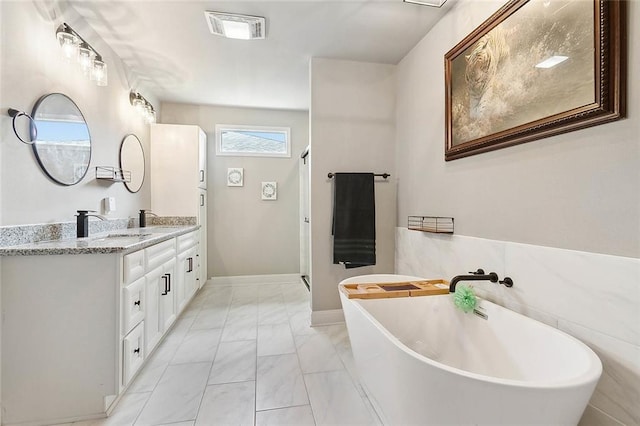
[340,274,602,426]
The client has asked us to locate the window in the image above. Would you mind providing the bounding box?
[216,124,291,157]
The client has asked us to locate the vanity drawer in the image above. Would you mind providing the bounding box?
[123,322,145,386]
[123,249,145,284]
[177,231,198,252]
[145,239,176,271]
[122,277,145,335]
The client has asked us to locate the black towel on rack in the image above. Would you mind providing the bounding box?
[332,173,376,268]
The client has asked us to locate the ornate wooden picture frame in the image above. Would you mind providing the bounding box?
[444,0,626,161]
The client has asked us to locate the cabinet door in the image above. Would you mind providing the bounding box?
[175,251,189,314]
[184,246,198,303]
[160,258,177,332]
[123,322,145,386]
[122,276,145,335]
[198,129,207,189]
[144,266,164,353]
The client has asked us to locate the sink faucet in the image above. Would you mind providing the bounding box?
[449,268,499,293]
[76,210,107,238]
[139,209,158,227]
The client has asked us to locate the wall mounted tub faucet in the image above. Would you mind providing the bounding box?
[76,210,107,238]
[449,269,499,293]
[449,268,514,292]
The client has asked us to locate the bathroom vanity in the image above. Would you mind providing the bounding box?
[0,226,200,425]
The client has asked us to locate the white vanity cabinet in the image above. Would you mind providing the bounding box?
[0,228,201,426]
[176,232,199,314]
[150,123,208,286]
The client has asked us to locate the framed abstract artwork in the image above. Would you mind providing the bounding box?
[444,0,625,160]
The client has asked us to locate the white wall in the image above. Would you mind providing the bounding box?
[395,1,640,424]
[0,2,152,226]
[309,58,397,316]
[160,102,308,277]
[396,0,639,259]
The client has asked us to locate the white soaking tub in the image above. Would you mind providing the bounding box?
[340,274,602,426]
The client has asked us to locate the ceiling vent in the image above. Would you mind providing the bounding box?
[204,11,266,40]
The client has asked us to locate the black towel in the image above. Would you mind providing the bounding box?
[332,173,376,268]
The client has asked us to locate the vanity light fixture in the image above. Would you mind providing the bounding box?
[204,11,265,40]
[56,23,107,86]
[129,91,156,124]
[403,0,448,7]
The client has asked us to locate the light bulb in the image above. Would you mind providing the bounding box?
[78,43,94,75]
[91,56,108,86]
[57,26,79,61]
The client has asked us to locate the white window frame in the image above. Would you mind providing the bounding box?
[215,124,291,158]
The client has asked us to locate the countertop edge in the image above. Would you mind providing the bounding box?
[0,225,200,256]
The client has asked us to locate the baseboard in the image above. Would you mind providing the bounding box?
[209,273,302,286]
[311,309,345,326]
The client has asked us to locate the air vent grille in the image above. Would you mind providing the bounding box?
[204,11,266,40]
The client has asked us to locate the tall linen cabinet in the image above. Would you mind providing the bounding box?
[150,124,208,285]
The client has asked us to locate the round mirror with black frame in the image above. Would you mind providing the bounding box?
[120,134,145,193]
[30,93,91,186]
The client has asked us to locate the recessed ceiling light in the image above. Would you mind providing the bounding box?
[403,0,448,7]
[204,11,265,40]
[535,55,569,69]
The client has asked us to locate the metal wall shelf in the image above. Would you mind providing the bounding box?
[95,166,131,183]
[408,216,454,234]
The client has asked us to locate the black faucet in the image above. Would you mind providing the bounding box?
[76,210,106,238]
[139,209,158,227]
[449,268,499,293]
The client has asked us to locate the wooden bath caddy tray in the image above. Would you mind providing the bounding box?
[340,279,450,299]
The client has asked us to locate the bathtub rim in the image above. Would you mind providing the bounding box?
[340,274,603,390]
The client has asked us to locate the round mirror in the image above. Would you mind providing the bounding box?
[31,93,91,186]
[120,134,145,193]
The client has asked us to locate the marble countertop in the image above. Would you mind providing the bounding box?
[0,225,200,256]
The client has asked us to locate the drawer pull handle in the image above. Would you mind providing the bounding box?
[134,300,141,306]
[164,273,172,292]
[161,275,168,295]
[187,257,193,273]
[200,194,205,206]
[133,348,140,354]
[200,170,205,182]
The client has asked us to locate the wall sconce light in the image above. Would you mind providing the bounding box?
[129,91,156,124]
[56,23,108,86]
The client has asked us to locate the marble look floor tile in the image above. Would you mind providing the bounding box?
[134,363,210,426]
[255,405,316,426]
[579,405,625,426]
[209,340,257,384]
[259,302,289,325]
[304,370,373,426]
[195,382,255,426]
[256,354,309,410]
[258,324,296,356]
[289,310,314,336]
[170,328,222,365]
[71,392,151,425]
[190,307,228,330]
[221,322,258,342]
[295,332,344,373]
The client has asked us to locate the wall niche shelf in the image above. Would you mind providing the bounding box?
[408,216,454,234]
[95,166,131,183]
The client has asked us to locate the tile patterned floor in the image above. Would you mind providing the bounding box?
[66,280,381,426]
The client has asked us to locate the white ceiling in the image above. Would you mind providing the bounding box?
[69,1,453,110]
